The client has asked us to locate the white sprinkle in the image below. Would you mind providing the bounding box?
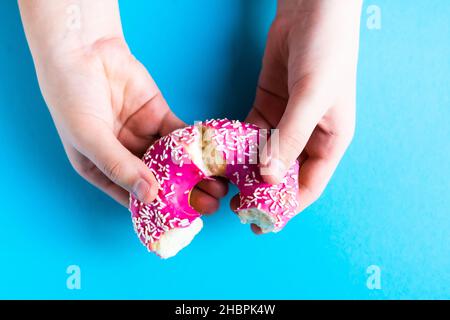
[165,191,175,198]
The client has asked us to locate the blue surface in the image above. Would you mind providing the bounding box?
[0,0,449,299]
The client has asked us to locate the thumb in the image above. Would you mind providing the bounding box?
[260,88,326,184]
[75,125,159,204]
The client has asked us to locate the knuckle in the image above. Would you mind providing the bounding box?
[70,158,92,179]
[70,160,85,176]
[102,160,124,183]
[310,192,322,206]
[282,132,306,155]
[301,182,324,207]
[341,126,356,148]
[289,73,315,97]
[312,188,324,203]
[310,188,324,205]
[285,132,303,147]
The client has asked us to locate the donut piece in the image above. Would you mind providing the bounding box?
[129,119,299,258]
[202,119,300,233]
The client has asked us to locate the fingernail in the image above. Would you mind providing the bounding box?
[132,179,152,203]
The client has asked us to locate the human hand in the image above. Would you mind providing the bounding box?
[19,1,227,211]
[238,0,362,233]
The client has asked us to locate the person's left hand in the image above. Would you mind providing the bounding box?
[33,37,228,212]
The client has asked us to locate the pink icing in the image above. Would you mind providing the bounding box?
[130,119,300,254]
[130,126,203,249]
[203,119,299,232]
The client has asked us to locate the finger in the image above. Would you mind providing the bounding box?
[297,129,352,210]
[246,25,290,130]
[119,93,185,156]
[81,165,130,206]
[229,193,240,212]
[190,188,220,215]
[245,107,272,130]
[261,86,327,184]
[122,92,184,139]
[245,83,288,130]
[196,177,229,199]
[64,143,130,206]
[229,194,264,235]
[120,58,185,155]
[250,224,263,235]
[74,124,159,204]
[297,156,339,211]
[159,109,186,136]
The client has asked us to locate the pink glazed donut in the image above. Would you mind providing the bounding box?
[129,119,299,258]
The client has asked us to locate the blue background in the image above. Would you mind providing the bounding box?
[0,0,449,299]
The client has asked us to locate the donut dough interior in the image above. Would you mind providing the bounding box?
[150,218,203,259]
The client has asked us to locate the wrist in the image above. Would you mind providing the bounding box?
[19,0,124,65]
[276,0,363,19]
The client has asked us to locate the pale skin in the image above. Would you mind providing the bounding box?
[19,0,362,233]
[18,0,228,213]
[233,0,362,233]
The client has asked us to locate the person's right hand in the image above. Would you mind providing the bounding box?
[31,37,228,211]
[232,0,361,234]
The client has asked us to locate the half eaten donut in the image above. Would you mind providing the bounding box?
[129,119,299,258]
